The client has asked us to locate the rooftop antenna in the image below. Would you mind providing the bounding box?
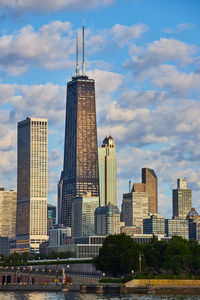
[82,16,86,76]
[76,33,79,76]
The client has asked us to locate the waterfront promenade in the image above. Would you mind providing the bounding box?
[1,265,200,294]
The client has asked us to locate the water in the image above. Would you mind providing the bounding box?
[0,293,199,300]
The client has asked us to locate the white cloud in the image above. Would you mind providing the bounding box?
[163,23,194,34]
[126,38,196,80]
[121,90,168,108]
[0,0,113,13]
[88,69,123,95]
[111,23,148,46]
[0,21,148,75]
[0,21,74,75]
[152,65,200,95]
[0,82,65,125]
[86,23,148,54]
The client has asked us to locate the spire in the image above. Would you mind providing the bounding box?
[76,33,79,76]
[82,16,86,76]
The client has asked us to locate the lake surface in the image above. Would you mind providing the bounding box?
[0,293,200,300]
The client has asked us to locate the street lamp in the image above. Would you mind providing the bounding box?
[67,265,70,274]
[139,253,142,273]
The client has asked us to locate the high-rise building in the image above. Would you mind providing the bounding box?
[142,168,158,214]
[143,214,165,235]
[172,178,192,219]
[49,225,71,247]
[16,117,48,253]
[72,192,99,238]
[94,203,122,236]
[0,188,17,238]
[57,171,63,225]
[0,237,9,256]
[187,208,200,241]
[47,204,56,231]
[165,219,189,239]
[98,136,117,206]
[121,183,148,232]
[59,23,99,227]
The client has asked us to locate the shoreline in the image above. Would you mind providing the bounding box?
[1,281,200,295]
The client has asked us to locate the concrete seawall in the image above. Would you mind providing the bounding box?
[124,279,200,294]
[126,279,200,286]
[1,280,200,294]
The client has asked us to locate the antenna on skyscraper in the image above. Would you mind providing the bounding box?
[82,16,86,76]
[76,33,79,76]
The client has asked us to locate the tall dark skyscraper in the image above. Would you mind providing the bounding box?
[58,22,99,227]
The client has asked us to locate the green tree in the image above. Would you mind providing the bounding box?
[188,239,200,275]
[164,236,192,275]
[144,238,167,274]
[94,234,141,276]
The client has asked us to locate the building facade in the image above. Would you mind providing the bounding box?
[0,188,17,238]
[60,74,99,228]
[98,136,117,206]
[94,203,122,236]
[16,117,48,253]
[187,208,200,241]
[173,179,192,219]
[165,219,189,239]
[0,237,9,256]
[57,171,63,225]
[49,226,71,247]
[121,183,148,232]
[71,192,99,238]
[120,226,141,235]
[142,168,158,214]
[143,214,165,235]
[47,204,56,228]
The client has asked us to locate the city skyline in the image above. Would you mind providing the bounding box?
[0,1,199,218]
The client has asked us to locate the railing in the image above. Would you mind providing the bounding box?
[0,266,63,277]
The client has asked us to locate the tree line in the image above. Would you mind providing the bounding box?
[0,250,73,264]
[94,234,200,277]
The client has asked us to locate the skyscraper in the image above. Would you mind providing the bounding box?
[47,204,56,230]
[142,168,158,214]
[98,136,117,206]
[95,203,121,236]
[0,188,17,238]
[16,117,48,253]
[57,171,63,225]
[121,182,149,232]
[72,192,99,238]
[59,22,99,227]
[172,178,192,219]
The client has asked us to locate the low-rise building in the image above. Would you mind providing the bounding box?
[47,235,106,259]
[120,226,141,235]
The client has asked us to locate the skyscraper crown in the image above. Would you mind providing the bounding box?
[102,135,115,148]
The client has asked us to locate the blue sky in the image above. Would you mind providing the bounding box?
[0,0,200,218]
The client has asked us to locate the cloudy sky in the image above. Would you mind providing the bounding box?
[0,0,199,217]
